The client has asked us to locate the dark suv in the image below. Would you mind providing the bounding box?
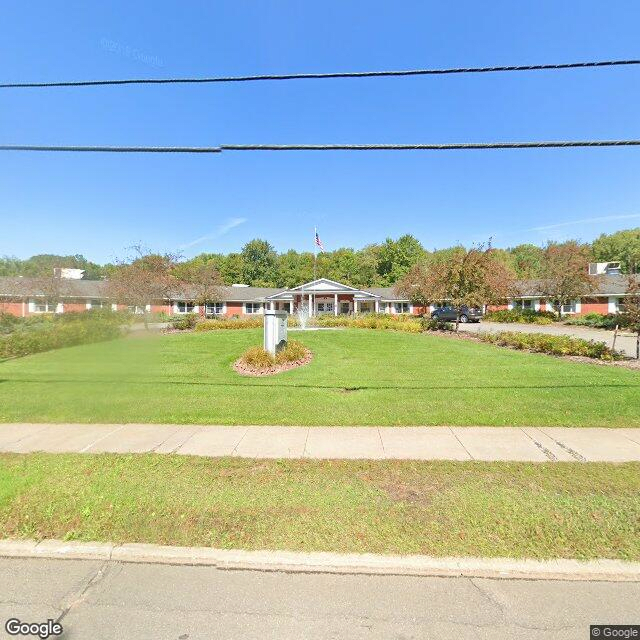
[430,305,483,323]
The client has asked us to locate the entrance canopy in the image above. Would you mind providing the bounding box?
[265,278,381,315]
[265,278,381,302]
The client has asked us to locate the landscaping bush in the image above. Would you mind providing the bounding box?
[484,309,556,324]
[420,316,454,332]
[239,339,308,370]
[564,312,629,330]
[477,331,622,361]
[196,316,300,331]
[0,312,124,360]
[171,313,198,330]
[276,339,307,364]
[316,313,422,333]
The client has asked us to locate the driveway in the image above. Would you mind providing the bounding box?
[461,321,638,357]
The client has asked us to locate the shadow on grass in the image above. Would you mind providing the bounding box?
[1,378,639,392]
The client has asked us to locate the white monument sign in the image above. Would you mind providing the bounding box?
[264,310,288,355]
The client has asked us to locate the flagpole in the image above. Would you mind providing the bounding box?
[313,226,317,316]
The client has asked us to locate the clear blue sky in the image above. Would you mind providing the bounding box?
[1,1,639,263]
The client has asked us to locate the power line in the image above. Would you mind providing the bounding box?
[1,140,640,153]
[2,59,639,89]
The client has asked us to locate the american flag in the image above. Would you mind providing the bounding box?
[314,230,324,251]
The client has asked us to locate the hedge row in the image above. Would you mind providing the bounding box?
[0,312,124,359]
[564,312,630,330]
[477,331,621,361]
[316,313,423,333]
[483,309,556,325]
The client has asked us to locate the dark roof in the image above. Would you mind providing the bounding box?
[0,276,108,298]
[363,287,405,300]
[515,274,639,297]
[1,275,637,302]
[171,285,284,301]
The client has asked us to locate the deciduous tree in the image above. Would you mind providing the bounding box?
[539,242,597,320]
[396,245,515,330]
[622,276,640,359]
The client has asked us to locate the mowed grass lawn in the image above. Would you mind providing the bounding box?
[1,454,638,559]
[0,328,638,426]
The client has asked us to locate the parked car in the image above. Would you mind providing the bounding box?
[430,305,483,323]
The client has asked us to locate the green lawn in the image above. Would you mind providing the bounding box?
[1,454,638,559]
[0,328,638,426]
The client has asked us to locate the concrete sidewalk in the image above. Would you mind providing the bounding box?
[1,423,640,461]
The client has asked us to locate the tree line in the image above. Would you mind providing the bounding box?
[2,227,639,287]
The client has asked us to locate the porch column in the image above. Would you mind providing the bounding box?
[374,299,379,313]
[354,299,358,314]
[308,293,313,316]
[334,293,338,315]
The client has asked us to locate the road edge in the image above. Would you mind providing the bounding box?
[1,539,639,582]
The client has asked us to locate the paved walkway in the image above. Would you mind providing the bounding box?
[1,423,640,461]
[461,321,638,356]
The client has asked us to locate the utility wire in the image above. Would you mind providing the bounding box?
[1,59,639,89]
[1,140,640,153]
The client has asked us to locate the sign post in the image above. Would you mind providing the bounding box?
[264,310,288,356]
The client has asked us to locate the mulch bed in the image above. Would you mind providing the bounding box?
[233,348,313,377]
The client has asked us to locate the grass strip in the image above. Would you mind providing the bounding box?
[1,454,638,560]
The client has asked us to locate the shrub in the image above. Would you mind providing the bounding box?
[275,339,307,364]
[240,346,276,369]
[484,309,556,325]
[171,313,198,330]
[564,312,629,330]
[239,340,308,370]
[0,313,123,360]
[420,316,454,332]
[196,316,300,331]
[477,331,621,361]
[316,313,422,333]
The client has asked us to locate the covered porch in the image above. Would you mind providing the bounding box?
[265,278,381,316]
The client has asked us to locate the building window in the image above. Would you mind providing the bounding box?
[317,302,334,313]
[245,303,261,314]
[127,305,145,315]
[281,302,291,313]
[561,302,577,314]
[205,302,224,315]
[394,302,410,314]
[90,300,106,309]
[32,300,55,313]
[176,302,195,314]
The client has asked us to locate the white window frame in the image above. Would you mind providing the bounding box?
[394,302,410,314]
[205,302,225,316]
[244,302,262,315]
[29,299,58,314]
[175,301,196,314]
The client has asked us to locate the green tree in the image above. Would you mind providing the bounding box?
[241,239,277,286]
[539,241,596,319]
[592,228,640,273]
[375,235,426,286]
[508,244,545,279]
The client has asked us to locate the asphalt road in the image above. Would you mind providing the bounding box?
[461,321,638,357]
[1,557,638,639]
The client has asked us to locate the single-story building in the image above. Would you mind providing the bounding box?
[0,274,636,319]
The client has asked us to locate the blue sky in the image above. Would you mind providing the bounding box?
[1,1,639,263]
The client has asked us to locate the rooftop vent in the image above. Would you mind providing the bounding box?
[588,262,621,276]
[53,268,85,279]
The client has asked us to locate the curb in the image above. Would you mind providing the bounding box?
[0,539,639,582]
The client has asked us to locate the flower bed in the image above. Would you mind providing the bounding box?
[476,331,622,361]
[234,340,312,376]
